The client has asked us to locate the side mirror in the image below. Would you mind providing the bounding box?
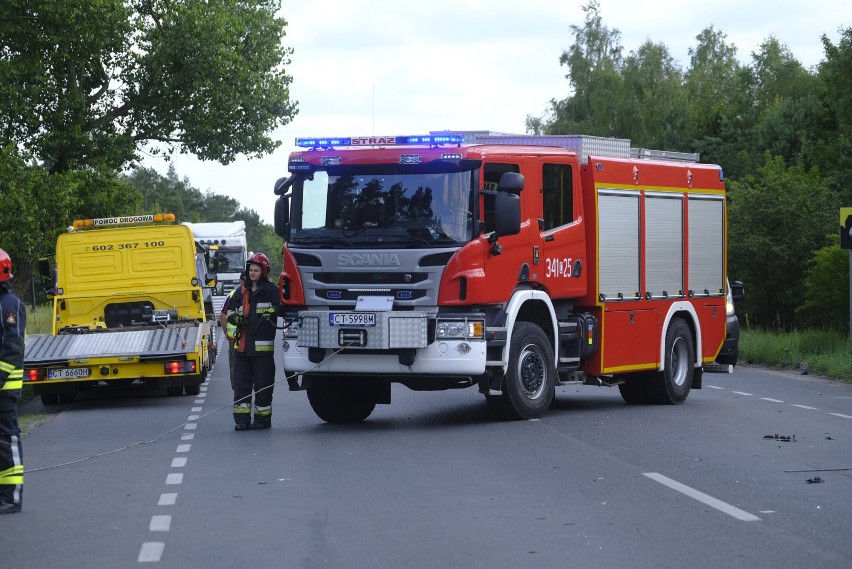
[497,172,524,194]
[494,192,521,236]
[204,273,217,288]
[730,280,744,302]
[274,195,290,238]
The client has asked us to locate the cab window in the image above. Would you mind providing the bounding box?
[542,163,574,230]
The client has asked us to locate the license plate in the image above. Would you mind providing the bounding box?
[329,313,376,327]
[48,367,91,379]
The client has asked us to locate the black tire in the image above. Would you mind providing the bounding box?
[618,372,651,404]
[40,393,58,406]
[58,392,77,404]
[490,322,555,420]
[166,386,183,396]
[648,318,694,404]
[306,376,376,423]
[184,384,201,396]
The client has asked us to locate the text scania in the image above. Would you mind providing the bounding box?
[338,253,401,266]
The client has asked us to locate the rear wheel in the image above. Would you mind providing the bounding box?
[306,376,376,423]
[40,393,58,406]
[58,392,77,404]
[166,386,183,396]
[489,322,555,420]
[184,384,201,396]
[648,318,694,404]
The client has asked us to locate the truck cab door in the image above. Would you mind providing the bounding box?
[536,159,586,298]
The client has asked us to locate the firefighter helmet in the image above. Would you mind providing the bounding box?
[0,248,12,282]
[246,252,271,278]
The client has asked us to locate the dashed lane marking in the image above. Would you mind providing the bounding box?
[149,515,172,532]
[138,542,164,563]
[158,493,177,506]
[643,472,761,522]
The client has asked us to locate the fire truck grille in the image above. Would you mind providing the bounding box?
[313,272,428,285]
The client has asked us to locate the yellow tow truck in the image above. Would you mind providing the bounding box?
[24,214,216,404]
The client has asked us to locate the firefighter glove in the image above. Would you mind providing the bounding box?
[227,312,246,327]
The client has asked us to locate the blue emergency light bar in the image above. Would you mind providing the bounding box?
[295,134,464,149]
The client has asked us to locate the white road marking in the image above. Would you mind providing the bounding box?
[761,398,784,403]
[732,391,752,396]
[829,413,852,419]
[176,444,191,453]
[171,457,188,468]
[706,385,725,390]
[181,433,194,441]
[158,493,177,506]
[166,473,183,485]
[138,542,164,563]
[643,472,761,522]
[187,415,200,421]
[194,399,205,404]
[183,423,197,430]
[792,404,817,410]
[191,407,202,412]
[149,515,172,532]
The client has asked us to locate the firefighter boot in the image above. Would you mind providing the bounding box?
[0,500,22,514]
[250,417,271,430]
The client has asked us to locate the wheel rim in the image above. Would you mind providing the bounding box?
[670,336,690,387]
[517,343,546,399]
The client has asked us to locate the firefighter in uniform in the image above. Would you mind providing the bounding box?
[0,248,25,514]
[226,253,280,431]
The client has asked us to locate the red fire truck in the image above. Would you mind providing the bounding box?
[272,133,728,422]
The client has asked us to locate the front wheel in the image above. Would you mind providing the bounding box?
[489,322,556,420]
[306,376,376,423]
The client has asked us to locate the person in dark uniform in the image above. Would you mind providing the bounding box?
[226,253,280,431]
[0,248,25,514]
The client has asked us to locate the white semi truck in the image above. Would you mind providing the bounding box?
[182,221,249,314]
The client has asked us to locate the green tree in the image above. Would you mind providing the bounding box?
[527,0,626,136]
[797,234,850,330]
[619,40,688,149]
[0,0,298,173]
[728,155,839,329]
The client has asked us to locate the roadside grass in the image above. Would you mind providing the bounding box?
[739,328,852,383]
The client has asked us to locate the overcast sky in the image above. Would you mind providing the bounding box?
[143,0,852,224]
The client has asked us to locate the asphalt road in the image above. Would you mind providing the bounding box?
[3,355,851,569]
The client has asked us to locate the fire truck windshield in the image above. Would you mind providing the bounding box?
[289,169,475,247]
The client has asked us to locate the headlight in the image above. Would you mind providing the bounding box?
[283,318,300,338]
[726,292,735,316]
[435,319,484,340]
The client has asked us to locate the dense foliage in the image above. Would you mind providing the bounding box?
[0,0,296,293]
[528,1,852,330]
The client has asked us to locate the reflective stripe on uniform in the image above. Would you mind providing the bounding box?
[1,364,21,390]
[254,405,271,417]
[233,402,251,414]
[0,464,23,486]
[254,340,274,352]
